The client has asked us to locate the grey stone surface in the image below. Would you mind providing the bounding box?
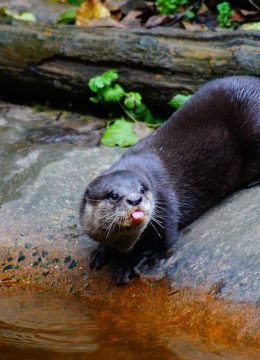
[0,101,119,257]
[165,187,260,303]
[0,101,259,304]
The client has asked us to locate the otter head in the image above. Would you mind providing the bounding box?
[80,169,155,253]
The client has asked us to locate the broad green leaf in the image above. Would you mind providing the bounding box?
[89,70,118,93]
[102,84,125,102]
[241,22,260,30]
[217,1,232,28]
[89,96,100,103]
[14,12,36,22]
[124,92,142,110]
[0,7,36,21]
[57,9,76,24]
[102,70,118,86]
[88,75,105,92]
[0,7,13,18]
[101,118,139,147]
[169,94,192,109]
[67,0,85,5]
[185,10,195,19]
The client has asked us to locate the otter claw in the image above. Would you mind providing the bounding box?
[133,266,140,275]
[115,265,141,285]
[89,245,111,270]
[115,253,149,285]
[116,268,134,285]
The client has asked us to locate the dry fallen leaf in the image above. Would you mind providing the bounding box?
[231,9,246,22]
[104,0,126,12]
[76,0,111,27]
[182,21,208,31]
[145,15,170,28]
[103,0,123,20]
[121,10,142,27]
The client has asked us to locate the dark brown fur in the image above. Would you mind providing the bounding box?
[80,76,260,285]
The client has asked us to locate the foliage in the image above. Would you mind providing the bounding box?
[89,69,120,98]
[124,92,142,110]
[89,70,192,147]
[185,9,195,20]
[156,0,189,15]
[66,0,85,5]
[217,2,233,28]
[0,7,36,21]
[169,94,192,109]
[241,21,260,30]
[89,70,160,124]
[101,119,139,147]
[57,9,76,24]
[89,70,164,147]
[56,0,110,25]
[52,0,258,31]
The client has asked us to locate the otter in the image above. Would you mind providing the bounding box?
[80,76,260,285]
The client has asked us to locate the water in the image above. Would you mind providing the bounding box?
[0,287,259,360]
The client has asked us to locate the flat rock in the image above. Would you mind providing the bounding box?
[165,186,260,304]
[0,101,259,306]
[0,101,259,356]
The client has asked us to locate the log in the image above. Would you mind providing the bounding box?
[0,19,259,107]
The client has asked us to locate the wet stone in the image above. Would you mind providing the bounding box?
[0,101,121,289]
[24,242,33,249]
[17,254,26,262]
[0,97,259,359]
[64,256,72,264]
[3,265,14,272]
[163,186,260,304]
[0,100,259,307]
[68,259,78,270]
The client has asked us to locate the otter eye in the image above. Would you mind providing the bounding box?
[140,185,147,194]
[110,192,119,201]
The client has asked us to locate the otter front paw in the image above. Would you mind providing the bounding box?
[89,245,112,270]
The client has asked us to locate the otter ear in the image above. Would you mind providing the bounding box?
[84,188,90,199]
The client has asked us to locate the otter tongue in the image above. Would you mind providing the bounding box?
[131,210,144,220]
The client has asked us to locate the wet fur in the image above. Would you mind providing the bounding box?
[80,76,260,285]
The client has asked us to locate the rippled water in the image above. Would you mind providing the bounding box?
[0,287,185,359]
[0,289,98,356]
[1,287,259,360]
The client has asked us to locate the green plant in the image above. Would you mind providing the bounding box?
[88,69,162,147]
[57,9,77,24]
[66,0,85,4]
[169,94,192,109]
[88,70,192,147]
[156,0,189,15]
[101,118,139,147]
[217,1,233,28]
[0,7,36,21]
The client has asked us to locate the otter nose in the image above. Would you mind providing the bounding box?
[127,195,142,206]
